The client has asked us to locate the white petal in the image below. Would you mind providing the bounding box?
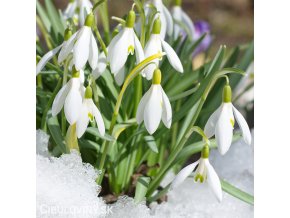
[108,28,131,73]
[161,39,183,73]
[162,5,173,36]
[88,32,99,70]
[160,86,172,128]
[204,105,222,138]
[79,0,92,25]
[205,159,222,202]
[36,44,62,75]
[136,86,153,124]
[114,67,126,86]
[181,9,196,39]
[63,2,77,19]
[51,80,71,116]
[92,51,107,79]
[76,102,90,138]
[171,160,199,189]
[215,103,234,155]
[232,106,252,145]
[91,101,105,136]
[58,32,78,63]
[134,33,144,64]
[144,85,163,134]
[79,69,85,84]
[172,6,182,39]
[153,0,167,39]
[64,79,82,124]
[73,27,91,70]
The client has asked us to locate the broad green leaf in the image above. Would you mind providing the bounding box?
[45,0,64,37]
[86,127,115,141]
[65,123,79,151]
[134,177,151,203]
[36,1,51,32]
[205,45,226,77]
[112,119,137,139]
[47,112,67,153]
[221,180,254,205]
[147,184,170,202]
[144,136,158,153]
[79,139,101,151]
[36,88,52,98]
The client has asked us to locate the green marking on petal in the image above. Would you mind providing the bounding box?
[88,112,94,122]
[230,118,235,127]
[128,45,135,55]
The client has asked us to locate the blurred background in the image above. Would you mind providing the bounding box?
[40,0,253,53]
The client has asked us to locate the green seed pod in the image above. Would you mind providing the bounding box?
[152,17,161,34]
[223,84,232,103]
[126,10,136,28]
[152,69,162,85]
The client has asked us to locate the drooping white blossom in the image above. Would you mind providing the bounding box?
[107,10,144,79]
[76,86,105,138]
[204,84,251,155]
[142,18,183,80]
[136,69,172,134]
[63,0,93,25]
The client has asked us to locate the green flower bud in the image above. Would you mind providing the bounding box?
[174,0,182,6]
[85,86,93,99]
[152,18,161,34]
[126,10,135,28]
[72,66,80,78]
[64,28,72,41]
[85,13,95,27]
[201,145,210,159]
[152,69,162,85]
[223,84,232,103]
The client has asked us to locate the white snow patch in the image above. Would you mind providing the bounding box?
[36,129,50,157]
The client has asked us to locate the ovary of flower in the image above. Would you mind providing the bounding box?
[52,76,83,125]
[171,157,222,202]
[63,0,93,25]
[76,91,105,138]
[107,10,144,75]
[172,5,196,40]
[204,85,251,155]
[136,69,172,134]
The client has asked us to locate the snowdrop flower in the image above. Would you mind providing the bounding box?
[107,10,144,78]
[172,0,195,40]
[171,146,222,202]
[76,86,105,138]
[59,13,99,71]
[142,18,183,80]
[136,69,172,134]
[148,0,173,39]
[63,0,93,25]
[36,28,77,75]
[204,84,251,155]
[52,67,83,125]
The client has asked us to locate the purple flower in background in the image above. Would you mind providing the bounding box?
[192,20,212,57]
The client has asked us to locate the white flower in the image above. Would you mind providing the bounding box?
[76,86,105,138]
[171,155,222,202]
[204,85,251,155]
[107,10,144,76]
[149,0,173,39]
[142,18,183,80]
[63,0,93,25]
[172,4,195,40]
[52,69,83,125]
[36,29,77,75]
[59,13,99,71]
[136,69,172,134]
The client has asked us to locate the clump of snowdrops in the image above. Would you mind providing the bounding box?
[36,0,254,205]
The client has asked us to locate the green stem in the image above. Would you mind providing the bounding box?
[170,99,181,150]
[97,53,165,184]
[94,26,108,56]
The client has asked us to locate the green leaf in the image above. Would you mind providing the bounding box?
[86,127,115,141]
[169,83,200,102]
[144,136,158,153]
[205,45,226,77]
[112,118,137,139]
[134,176,151,203]
[79,139,101,151]
[221,180,254,205]
[36,1,51,32]
[45,0,64,37]
[47,112,67,153]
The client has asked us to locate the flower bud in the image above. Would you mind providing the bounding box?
[223,84,232,103]
[152,17,161,34]
[152,69,162,85]
[126,10,136,28]
[85,13,95,27]
[85,86,93,99]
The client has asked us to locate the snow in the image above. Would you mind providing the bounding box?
[36,130,50,157]
[36,130,254,218]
